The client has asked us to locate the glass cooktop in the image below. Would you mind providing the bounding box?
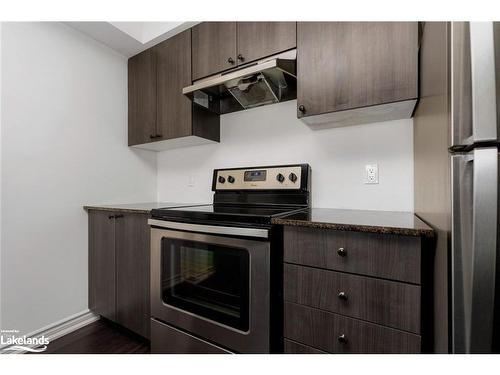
[151,204,307,227]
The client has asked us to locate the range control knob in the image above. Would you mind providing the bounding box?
[289,173,298,183]
[218,176,225,184]
[227,176,235,183]
[276,173,285,183]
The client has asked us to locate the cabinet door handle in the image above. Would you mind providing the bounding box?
[338,291,348,301]
[227,57,235,64]
[114,214,124,219]
[337,334,348,344]
[237,54,244,62]
[149,134,156,139]
[108,215,115,219]
[155,134,163,139]
[337,247,347,257]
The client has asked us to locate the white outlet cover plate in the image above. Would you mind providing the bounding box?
[365,164,379,184]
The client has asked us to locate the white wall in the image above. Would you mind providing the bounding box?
[157,100,414,211]
[0,22,157,335]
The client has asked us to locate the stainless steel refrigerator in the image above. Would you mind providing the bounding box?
[415,21,500,353]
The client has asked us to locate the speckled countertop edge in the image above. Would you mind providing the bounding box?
[83,202,196,214]
[84,206,152,214]
[271,217,435,237]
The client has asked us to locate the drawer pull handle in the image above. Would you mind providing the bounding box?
[338,291,348,301]
[337,334,348,344]
[337,247,347,257]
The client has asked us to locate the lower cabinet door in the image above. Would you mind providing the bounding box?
[151,319,232,354]
[284,303,421,354]
[115,213,151,339]
[88,210,116,321]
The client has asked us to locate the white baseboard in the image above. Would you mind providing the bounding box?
[1,309,100,354]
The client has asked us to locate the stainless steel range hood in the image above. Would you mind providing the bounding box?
[183,50,297,115]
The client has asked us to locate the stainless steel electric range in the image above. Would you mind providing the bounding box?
[148,164,311,354]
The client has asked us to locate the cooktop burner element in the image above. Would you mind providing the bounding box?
[151,164,311,228]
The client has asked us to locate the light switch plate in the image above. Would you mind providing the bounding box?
[365,164,379,184]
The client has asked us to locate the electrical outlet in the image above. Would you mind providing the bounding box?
[365,164,379,184]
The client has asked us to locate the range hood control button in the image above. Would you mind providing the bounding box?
[276,173,285,183]
[227,176,235,183]
[218,176,226,184]
[289,173,298,183]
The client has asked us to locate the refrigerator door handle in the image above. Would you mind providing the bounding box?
[469,22,498,142]
[469,148,498,352]
[452,153,474,353]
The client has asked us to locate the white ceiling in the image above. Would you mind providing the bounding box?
[65,22,199,57]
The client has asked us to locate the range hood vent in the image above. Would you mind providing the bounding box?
[183,50,297,115]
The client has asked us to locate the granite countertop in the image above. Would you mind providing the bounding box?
[271,208,434,237]
[84,204,434,237]
[83,202,197,214]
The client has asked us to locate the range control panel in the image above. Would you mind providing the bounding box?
[214,165,306,190]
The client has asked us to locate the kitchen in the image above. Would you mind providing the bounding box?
[0,1,499,373]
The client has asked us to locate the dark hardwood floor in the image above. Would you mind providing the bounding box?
[40,319,150,354]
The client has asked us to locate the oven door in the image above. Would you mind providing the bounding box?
[149,220,271,353]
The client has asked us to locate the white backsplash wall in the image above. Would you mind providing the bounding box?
[157,100,414,211]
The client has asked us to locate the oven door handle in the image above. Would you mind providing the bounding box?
[148,219,269,239]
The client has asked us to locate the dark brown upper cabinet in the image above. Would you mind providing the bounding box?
[192,22,237,81]
[297,22,419,128]
[128,49,156,146]
[192,22,297,80]
[128,29,220,151]
[155,30,193,140]
[236,22,296,66]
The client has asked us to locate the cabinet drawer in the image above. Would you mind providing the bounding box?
[284,226,421,284]
[284,264,421,333]
[284,302,421,354]
[284,339,326,354]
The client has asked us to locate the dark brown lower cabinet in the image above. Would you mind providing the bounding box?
[88,210,150,339]
[89,210,116,321]
[284,339,326,354]
[284,264,421,333]
[283,225,431,354]
[115,213,150,339]
[285,303,421,354]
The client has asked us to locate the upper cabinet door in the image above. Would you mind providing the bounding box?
[192,22,237,80]
[237,22,296,65]
[128,49,157,146]
[297,22,418,118]
[155,30,192,140]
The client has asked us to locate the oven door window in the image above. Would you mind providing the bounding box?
[161,237,250,331]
